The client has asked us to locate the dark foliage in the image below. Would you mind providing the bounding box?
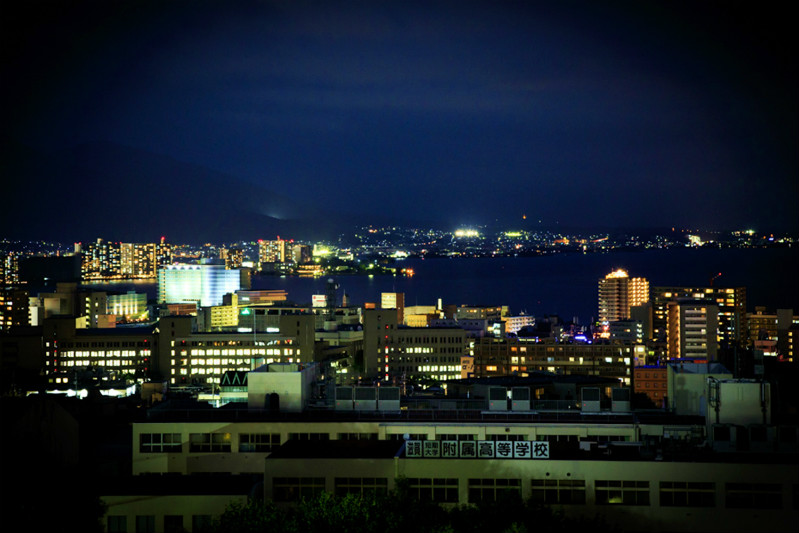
[207,478,620,533]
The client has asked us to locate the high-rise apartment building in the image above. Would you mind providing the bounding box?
[221,247,244,270]
[0,286,29,330]
[597,269,649,324]
[748,307,798,361]
[609,320,644,344]
[1,251,20,286]
[258,239,287,267]
[79,238,172,280]
[290,244,312,265]
[666,299,719,360]
[652,286,746,346]
[155,236,172,268]
[79,238,122,279]
[120,242,160,278]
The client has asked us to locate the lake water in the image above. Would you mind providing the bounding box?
[85,247,799,325]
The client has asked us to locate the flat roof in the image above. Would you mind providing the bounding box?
[143,401,706,426]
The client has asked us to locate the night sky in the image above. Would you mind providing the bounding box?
[4,0,797,235]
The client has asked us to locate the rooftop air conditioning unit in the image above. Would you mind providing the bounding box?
[581,387,601,413]
[511,387,530,411]
[335,386,353,410]
[488,386,508,411]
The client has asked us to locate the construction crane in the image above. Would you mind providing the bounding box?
[710,272,722,287]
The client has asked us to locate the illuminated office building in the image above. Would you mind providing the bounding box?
[41,317,154,384]
[454,305,505,336]
[473,337,640,385]
[653,286,746,346]
[381,292,405,323]
[162,321,306,387]
[503,314,535,334]
[363,308,467,383]
[32,314,310,389]
[107,291,148,322]
[403,305,439,327]
[456,305,504,323]
[233,290,288,307]
[597,269,649,324]
[157,264,241,308]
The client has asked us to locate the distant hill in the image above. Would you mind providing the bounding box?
[1,140,364,243]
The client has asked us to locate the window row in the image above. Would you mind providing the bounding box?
[107,514,211,533]
[273,477,456,503]
[140,432,283,453]
[140,432,642,453]
[269,478,787,508]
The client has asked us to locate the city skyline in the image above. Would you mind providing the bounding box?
[3,0,797,242]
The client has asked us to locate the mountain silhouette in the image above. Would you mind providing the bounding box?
[2,140,361,243]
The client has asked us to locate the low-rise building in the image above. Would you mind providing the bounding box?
[632,365,668,407]
[473,337,642,386]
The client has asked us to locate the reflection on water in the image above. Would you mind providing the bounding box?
[81,247,798,325]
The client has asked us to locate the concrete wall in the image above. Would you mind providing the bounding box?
[248,368,307,412]
[714,380,770,426]
[668,367,732,416]
[103,493,247,533]
[264,456,798,533]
